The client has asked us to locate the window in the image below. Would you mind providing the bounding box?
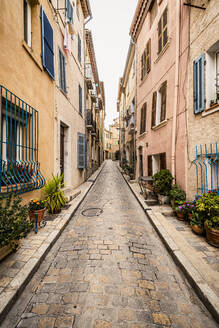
[205,44,219,109]
[141,39,151,80]
[77,133,86,169]
[140,103,147,134]
[193,54,204,114]
[41,7,55,79]
[79,84,82,114]
[66,0,73,23]
[76,0,80,19]
[151,81,167,127]
[78,34,81,64]
[24,0,32,47]
[150,0,158,27]
[158,7,168,54]
[59,49,66,93]
[0,86,45,195]
[148,153,166,176]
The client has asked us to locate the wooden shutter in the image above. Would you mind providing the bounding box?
[158,18,162,54]
[78,34,81,63]
[163,7,168,48]
[59,50,66,92]
[41,7,55,79]
[193,54,205,114]
[160,152,166,170]
[160,81,167,122]
[79,85,82,114]
[151,91,157,127]
[66,0,73,23]
[143,103,147,133]
[146,39,151,73]
[141,54,144,80]
[77,133,85,169]
[148,155,152,176]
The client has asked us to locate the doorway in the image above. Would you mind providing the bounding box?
[60,124,65,180]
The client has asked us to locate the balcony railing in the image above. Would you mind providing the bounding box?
[86,111,93,129]
[85,64,93,90]
[0,85,45,196]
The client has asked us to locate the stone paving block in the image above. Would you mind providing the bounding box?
[32,304,49,315]
[152,313,171,326]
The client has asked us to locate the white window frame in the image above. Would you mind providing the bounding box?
[206,47,219,108]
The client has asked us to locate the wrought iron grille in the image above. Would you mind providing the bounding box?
[194,142,219,196]
[0,86,45,196]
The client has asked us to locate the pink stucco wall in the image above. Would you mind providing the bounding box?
[135,0,189,192]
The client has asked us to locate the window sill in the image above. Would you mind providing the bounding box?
[22,40,43,71]
[202,105,219,117]
[139,70,150,87]
[152,119,167,130]
[154,40,170,64]
[138,131,148,138]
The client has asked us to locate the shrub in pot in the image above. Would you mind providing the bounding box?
[205,216,219,247]
[29,199,46,223]
[169,184,186,208]
[152,169,173,204]
[0,194,33,260]
[190,212,205,235]
[43,173,66,214]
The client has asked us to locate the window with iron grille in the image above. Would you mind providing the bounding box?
[59,49,67,93]
[140,103,147,134]
[158,7,168,54]
[0,86,45,196]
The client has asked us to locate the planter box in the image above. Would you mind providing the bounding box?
[206,225,219,248]
[0,240,21,261]
[191,224,204,235]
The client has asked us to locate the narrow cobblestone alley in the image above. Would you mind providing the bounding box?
[1,161,217,328]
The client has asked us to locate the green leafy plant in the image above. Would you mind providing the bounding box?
[0,194,33,251]
[43,173,66,214]
[152,169,173,196]
[29,199,46,212]
[196,192,219,219]
[205,216,219,230]
[169,184,186,205]
[190,211,205,228]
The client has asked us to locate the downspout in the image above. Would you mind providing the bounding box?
[171,0,180,182]
[83,14,93,180]
[131,38,137,179]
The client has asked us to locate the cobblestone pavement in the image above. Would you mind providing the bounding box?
[1,161,217,328]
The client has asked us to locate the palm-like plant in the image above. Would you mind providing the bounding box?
[43,173,66,214]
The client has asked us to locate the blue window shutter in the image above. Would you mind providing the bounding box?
[66,0,74,23]
[193,53,204,114]
[77,133,85,169]
[41,7,55,79]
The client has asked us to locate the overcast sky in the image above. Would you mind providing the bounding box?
[87,0,138,129]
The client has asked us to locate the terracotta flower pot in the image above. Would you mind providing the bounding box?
[191,224,204,235]
[177,212,184,221]
[29,208,46,223]
[205,225,219,248]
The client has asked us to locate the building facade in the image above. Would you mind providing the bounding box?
[109,118,120,160]
[104,129,113,160]
[117,43,136,170]
[186,0,219,199]
[0,0,105,202]
[130,0,189,192]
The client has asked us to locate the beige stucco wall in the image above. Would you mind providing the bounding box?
[52,0,85,190]
[0,0,55,203]
[186,0,219,199]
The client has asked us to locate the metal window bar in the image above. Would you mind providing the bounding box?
[0,85,45,196]
[194,142,219,196]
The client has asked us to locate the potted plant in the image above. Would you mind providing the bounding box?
[205,216,219,247]
[43,173,66,214]
[175,202,185,220]
[29,199,46,223]
[169,184,186,208]
[152,169,173,204]
[0,194,33,260]
[190,212,205,235]
[196,192,219,246]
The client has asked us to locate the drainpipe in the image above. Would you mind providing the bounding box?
[171,0,180,182]
[131,38,137,179]
[83,14,93,180]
